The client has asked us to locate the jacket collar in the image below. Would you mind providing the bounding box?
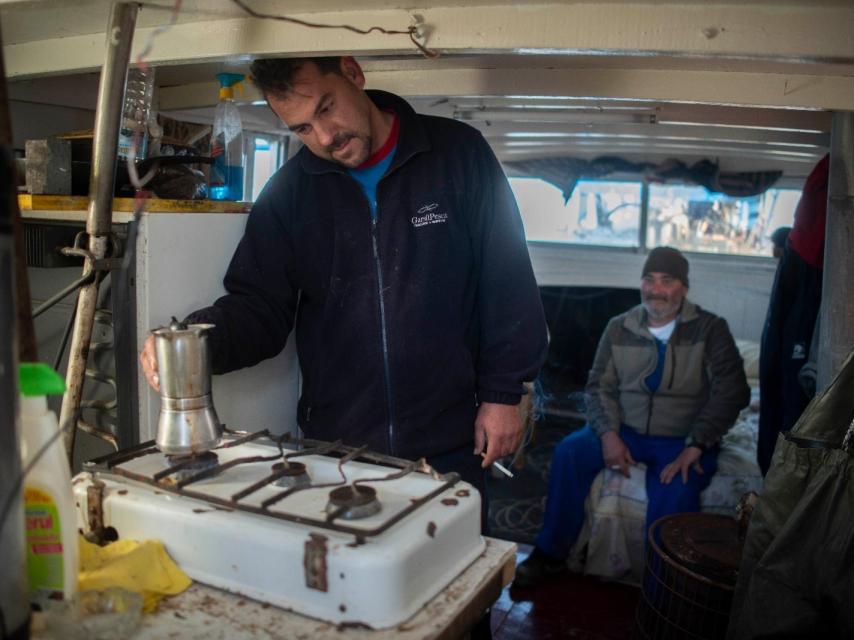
[623,299,699,338]
[298,90,431,176]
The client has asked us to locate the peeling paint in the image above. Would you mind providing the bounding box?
[304,533,329,592]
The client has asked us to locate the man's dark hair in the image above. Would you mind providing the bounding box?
[249,57,343,98]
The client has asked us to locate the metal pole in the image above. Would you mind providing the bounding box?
[816,111,854,392]
[60,2,138,458]
[638,179,650,252]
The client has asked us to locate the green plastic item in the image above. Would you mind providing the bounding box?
[19,363,66,397]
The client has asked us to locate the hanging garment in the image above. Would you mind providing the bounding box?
[757,246,823,474]
[728,347,854,639]
[757,154,827,474]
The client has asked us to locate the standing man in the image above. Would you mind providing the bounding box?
[515,247,749,587]
[140,56,548,511]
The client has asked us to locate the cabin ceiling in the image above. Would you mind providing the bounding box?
[2,0,853,48]
[3,0,849,181]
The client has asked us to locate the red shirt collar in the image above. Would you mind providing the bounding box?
[356,111,399,170]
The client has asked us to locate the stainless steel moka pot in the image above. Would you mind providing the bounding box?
[153,318,223,455]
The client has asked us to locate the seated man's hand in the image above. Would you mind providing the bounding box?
[660,446,703,485]
[139,334,160,392]
[601,431,635,478]
[475,402,522,468]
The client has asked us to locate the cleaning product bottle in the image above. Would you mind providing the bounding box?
[19,362,78,601]
[209,72,246,201]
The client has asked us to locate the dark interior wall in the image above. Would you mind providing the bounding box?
[537,286,639,417]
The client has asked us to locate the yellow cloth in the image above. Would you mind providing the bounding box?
[78,535,192,613]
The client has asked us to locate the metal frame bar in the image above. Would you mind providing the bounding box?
[32,272,94,318]
[60,2,138,459]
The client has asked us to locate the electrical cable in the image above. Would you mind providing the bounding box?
[226,0,438,58]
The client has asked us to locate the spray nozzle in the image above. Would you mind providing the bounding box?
[217,72,245,100]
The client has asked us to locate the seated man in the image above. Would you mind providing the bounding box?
[515,247,750,588]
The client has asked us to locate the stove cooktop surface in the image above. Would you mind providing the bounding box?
[74,430,485,628]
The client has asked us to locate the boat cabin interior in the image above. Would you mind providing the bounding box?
[2,1,852,638]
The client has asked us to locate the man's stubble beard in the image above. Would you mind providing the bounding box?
[642,295,681,322]
[328,131,373,168]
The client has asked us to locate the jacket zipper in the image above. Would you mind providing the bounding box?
[370,196,396,455]
[644,335,656,435]
[667,344,676,390]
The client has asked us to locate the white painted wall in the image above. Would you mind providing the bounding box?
[528,243,776,343]
[135,212,300,442]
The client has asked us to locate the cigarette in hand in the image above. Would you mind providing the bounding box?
[481,452,514,478]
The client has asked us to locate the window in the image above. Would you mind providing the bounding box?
[511,175,801,258]
[247,136,287,201]
[510,177,642,247]
[647,185,800,257]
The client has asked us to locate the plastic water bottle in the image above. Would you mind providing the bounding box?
[210,73,245,201]
[117,67,155,162]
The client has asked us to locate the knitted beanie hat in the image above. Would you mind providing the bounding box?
[642,247,689,287]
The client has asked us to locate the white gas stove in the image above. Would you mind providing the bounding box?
[73,431,484,629]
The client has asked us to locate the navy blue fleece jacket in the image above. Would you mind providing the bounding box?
[187,90,548,458]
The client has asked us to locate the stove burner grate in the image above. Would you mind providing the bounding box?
[84,431,460,538]
[161,451,220,483]
[326,485,382,521]
[272,461,311,488]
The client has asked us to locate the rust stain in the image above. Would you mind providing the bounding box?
[336,621,373,631]
[426,522,437,538]
[117,489,128,495]
[304,533,329,592]
[441,498,458,506]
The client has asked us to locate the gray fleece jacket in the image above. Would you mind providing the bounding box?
[586,300,750,448]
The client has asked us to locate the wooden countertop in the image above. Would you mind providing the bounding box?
[18,194,252,222]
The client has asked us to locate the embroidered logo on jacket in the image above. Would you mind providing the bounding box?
[411,202,448,228]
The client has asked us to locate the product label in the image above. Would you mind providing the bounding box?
[25,487,64,594]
